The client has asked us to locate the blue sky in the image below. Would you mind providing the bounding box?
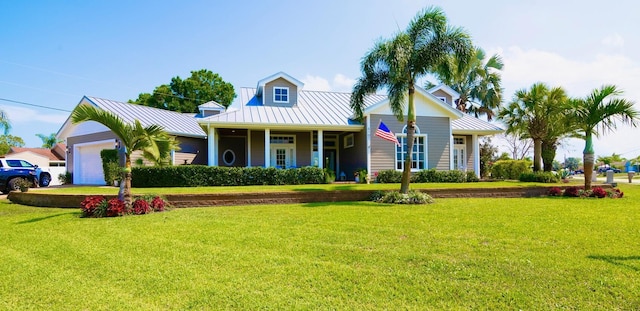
[2,0,639,161]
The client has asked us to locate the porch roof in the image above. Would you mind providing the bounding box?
[452,115,503,134]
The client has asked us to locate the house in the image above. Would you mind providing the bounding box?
[4,144,67,185]
[57,72,503,185]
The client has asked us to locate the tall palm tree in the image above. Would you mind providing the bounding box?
[569,85,638,190]
[36,133,63,148]
[499,83,568,172]
[350,6,472,194]
[71,105,169,208]
[0,108,11,135]
[539,87,570,171]
[431,47,504,120]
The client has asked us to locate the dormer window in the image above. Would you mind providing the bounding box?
[273,87,289,103]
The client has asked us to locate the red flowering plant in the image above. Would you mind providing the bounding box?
[608,188,624,198]
[106,198,126,217]
[590,187,608,198]
[151,196,167,212]
[548,187,563,196]
[80,196,106,217]
[563,186,581,197]
[133,198,151,215]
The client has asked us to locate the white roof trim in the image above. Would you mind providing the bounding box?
[363,85,464,119]
[427,83,461,98]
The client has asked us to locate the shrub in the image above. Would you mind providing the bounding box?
[369,190,385,202]
[590,187,607,198]
[355,168,368,183]
[548,187,563,196]
[411,169,467,183]
[324,169,336,183]
[519,171,560,183]
[132,199,151,215]
[58,172,73,185]
[101,149,121,186]
[376,190,435,204]
[563,186,581,197]
[466,171,480,182]
[608,188,624,198]
[491,160,532,180]
[131,166,325,187]
[375,170,402,183]
[106,198,125,217]
[80,195,106,217]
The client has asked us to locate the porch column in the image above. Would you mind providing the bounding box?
[247,129,252,167]
[449,130,454,170]
[473,134,480,178]
[207,125,217,166]
[264,128,270,167]
[366,117,371,179]
[318,130,324,169]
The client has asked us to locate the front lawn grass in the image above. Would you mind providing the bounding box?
[32,180,569,195]
[2,184,639,309]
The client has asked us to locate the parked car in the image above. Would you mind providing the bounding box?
[0,159,51,187]
[0,166,38,194]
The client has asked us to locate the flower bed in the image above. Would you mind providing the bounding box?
[548,186,623,198]
[80,195,169,218]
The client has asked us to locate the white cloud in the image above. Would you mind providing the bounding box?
[0,105,69,125]
[602,33,625,49]
[301,74,356,93]
[495,46,640,159]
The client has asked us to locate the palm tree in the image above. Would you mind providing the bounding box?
[350,6,472,194]
[142,133,181,167]
[499,83,568,172]
[569,85,638,190]
[36,133,63,148]
[0,108,11,135]
[430,47,504,120]
[71,104,170,208]
[538,87,570,171]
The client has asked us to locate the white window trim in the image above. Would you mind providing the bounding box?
[222,149,236,166]
[269,135,296,168]
[453,136,467,171]
[395,133,428,172]
[273,87,289,103]
[344,133,354,148]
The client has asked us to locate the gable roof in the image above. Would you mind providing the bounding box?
[57,96,207,139]
[362,85,464,119]
[256,71,304,96]
[7,146,65,161]
[427,83,461,98]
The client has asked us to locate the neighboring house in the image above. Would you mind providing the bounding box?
[57,72,503,185]
[4,144,66,185]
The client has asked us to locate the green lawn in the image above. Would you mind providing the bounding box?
[32,180,566,195]
[2,184,639,309]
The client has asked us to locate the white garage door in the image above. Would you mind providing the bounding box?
[74,141,114,185]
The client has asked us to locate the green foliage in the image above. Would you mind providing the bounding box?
[131,166,326,187]
[36,133,62,148]
[491,159,532,180]
[375,170,402,183]
[100,149,121,185]
[519,171,560,183]
[466,171,480,182]
[324,169,336,184]
[411,169,467,183]
[564,157,581,171]
[479,137,498,178]
[355,168,368,183]
[58,172,72,185]
[374,190,435,204]
[16,178,31,192]
[129,69,236,112]
[0,134,24,156]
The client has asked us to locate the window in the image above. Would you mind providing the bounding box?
[270,135,296,168]
[437,96,447,103]
[344,134,354,148]
[396,125,427,171]
[222,149,236,166]
[273,87,289,103]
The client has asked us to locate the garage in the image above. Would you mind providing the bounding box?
[73,140,114,185]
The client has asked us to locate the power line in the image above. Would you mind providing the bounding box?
[0,98,72,112]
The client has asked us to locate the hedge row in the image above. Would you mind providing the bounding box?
[491,160,532,180]
[375,169,479,183]
[131,165,325,187]
[519,171,560,183]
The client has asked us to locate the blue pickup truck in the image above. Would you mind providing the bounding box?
[0,159,40,194]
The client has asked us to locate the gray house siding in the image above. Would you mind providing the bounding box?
[176,136,208,165]
[369,114,451,174]
[465,135,474,172]
[66,131,118,175]
[218,137,246,167]
[338,130,366,180]
[250,130,265,167]
[431,89,453,106]
[264,78,298,107]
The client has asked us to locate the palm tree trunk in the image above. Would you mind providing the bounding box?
[533,138,542,172]
[400,87,416,194]
[122,154,133,209]
[583,133,595,190]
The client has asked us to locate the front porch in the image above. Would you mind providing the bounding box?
[206,127,367,181]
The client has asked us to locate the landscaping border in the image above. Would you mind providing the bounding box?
[7,185,608,208]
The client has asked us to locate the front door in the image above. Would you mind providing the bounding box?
[270,146,295,168]
[323,149,336,173]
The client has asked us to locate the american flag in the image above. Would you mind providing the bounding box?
[375,121,400,146]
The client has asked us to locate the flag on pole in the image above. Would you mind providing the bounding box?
[375,121,401,146]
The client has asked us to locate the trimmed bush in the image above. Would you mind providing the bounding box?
[375,170,402,183]
[101,149,121,186]
[491,160,532,180]
[375,190,435,204]
[131,166,325,187]
[466,171,480,182]
[410,169,467,183]
[519,171,560,183]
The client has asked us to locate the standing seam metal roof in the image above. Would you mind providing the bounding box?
[86,96,207,137]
